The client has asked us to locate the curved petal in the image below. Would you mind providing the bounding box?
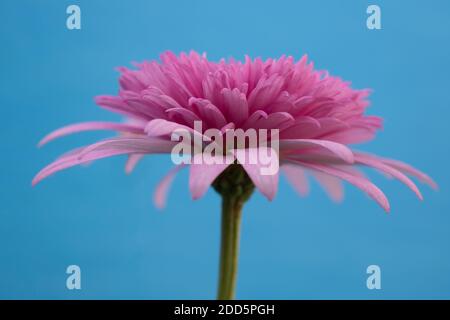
[38,122,145,147]
[125,154,144,174]
[280,139,354,164]
[165,107,201,127]
[234,148,279,200]
[252,112,295,130]
[281,164,309,196]
[312,171,344,202]
[189,153,234,200]
[145,118,193,137]
[293,160,390,212]
[279,116,320,139]
[221,88,248,125]
[354,153,423,200]
[145,118,210,143]
[95,95,143,119]
[77,137,175,159]
[154,165,185,209]
[358,152,439,190]
[33,137,175,186]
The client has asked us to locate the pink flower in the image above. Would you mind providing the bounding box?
[33,51,436,212]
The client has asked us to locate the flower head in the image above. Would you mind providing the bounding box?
[33,51,436,211]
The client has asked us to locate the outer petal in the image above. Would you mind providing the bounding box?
[33,137,175,185]
[189,153,234,200]
[145,118,210,143]
[95,95,144,119]
[125,154,144,174]
[145,119,193,137]
[234,148,279,200]
[154,165,185,209]
[281,164,309,196]
[354,153,423,200]
[312,171,344,202]
[364,154,438,190]
[280,139,354,164]
[38,122,145,147]
[294,160,390,212]
[77,137,175,159]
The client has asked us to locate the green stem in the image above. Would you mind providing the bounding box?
[213,164,254,300]
[217,194,243,300]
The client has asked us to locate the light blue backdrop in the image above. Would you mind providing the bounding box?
[0,0,449,299]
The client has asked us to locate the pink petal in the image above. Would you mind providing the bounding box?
[280,139,354,164]
[378,157,438,190]
[234,148,279,200]
[354,153,423,200]
[77,137,175,159]
[141,86,183,110]
[165,107,201,127]
[242,110,268,129]
[251,112,295,130]
[33,137,174,186]
[145,119,192,137]
[281,164,309,196]
[38,122,145,147]
[95,95,142,119]
[312,171,344,202]
[294,160,390,212]
[189,98,227,128]
[189,153,234,199]
[279,116,321,139]
[125,154,144,174]
[154,165,185,209]
[221,88,249,125]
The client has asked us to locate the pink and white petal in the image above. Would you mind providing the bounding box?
[33,137,175,186]
[77,137,175,159]
[189,153,234,200]
[234,148,279,200]
[145,119,193,137]
[354,153,423,200]
[145,118,210,144]
[33,148,128,186]
[280,139,354,164]
[293,160,390,212]
[378,157,437,190]
[154,165,185,209]
[38,122,145,147]
[281,164,309,196]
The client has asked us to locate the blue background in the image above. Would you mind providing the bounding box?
[1,0,449,299]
